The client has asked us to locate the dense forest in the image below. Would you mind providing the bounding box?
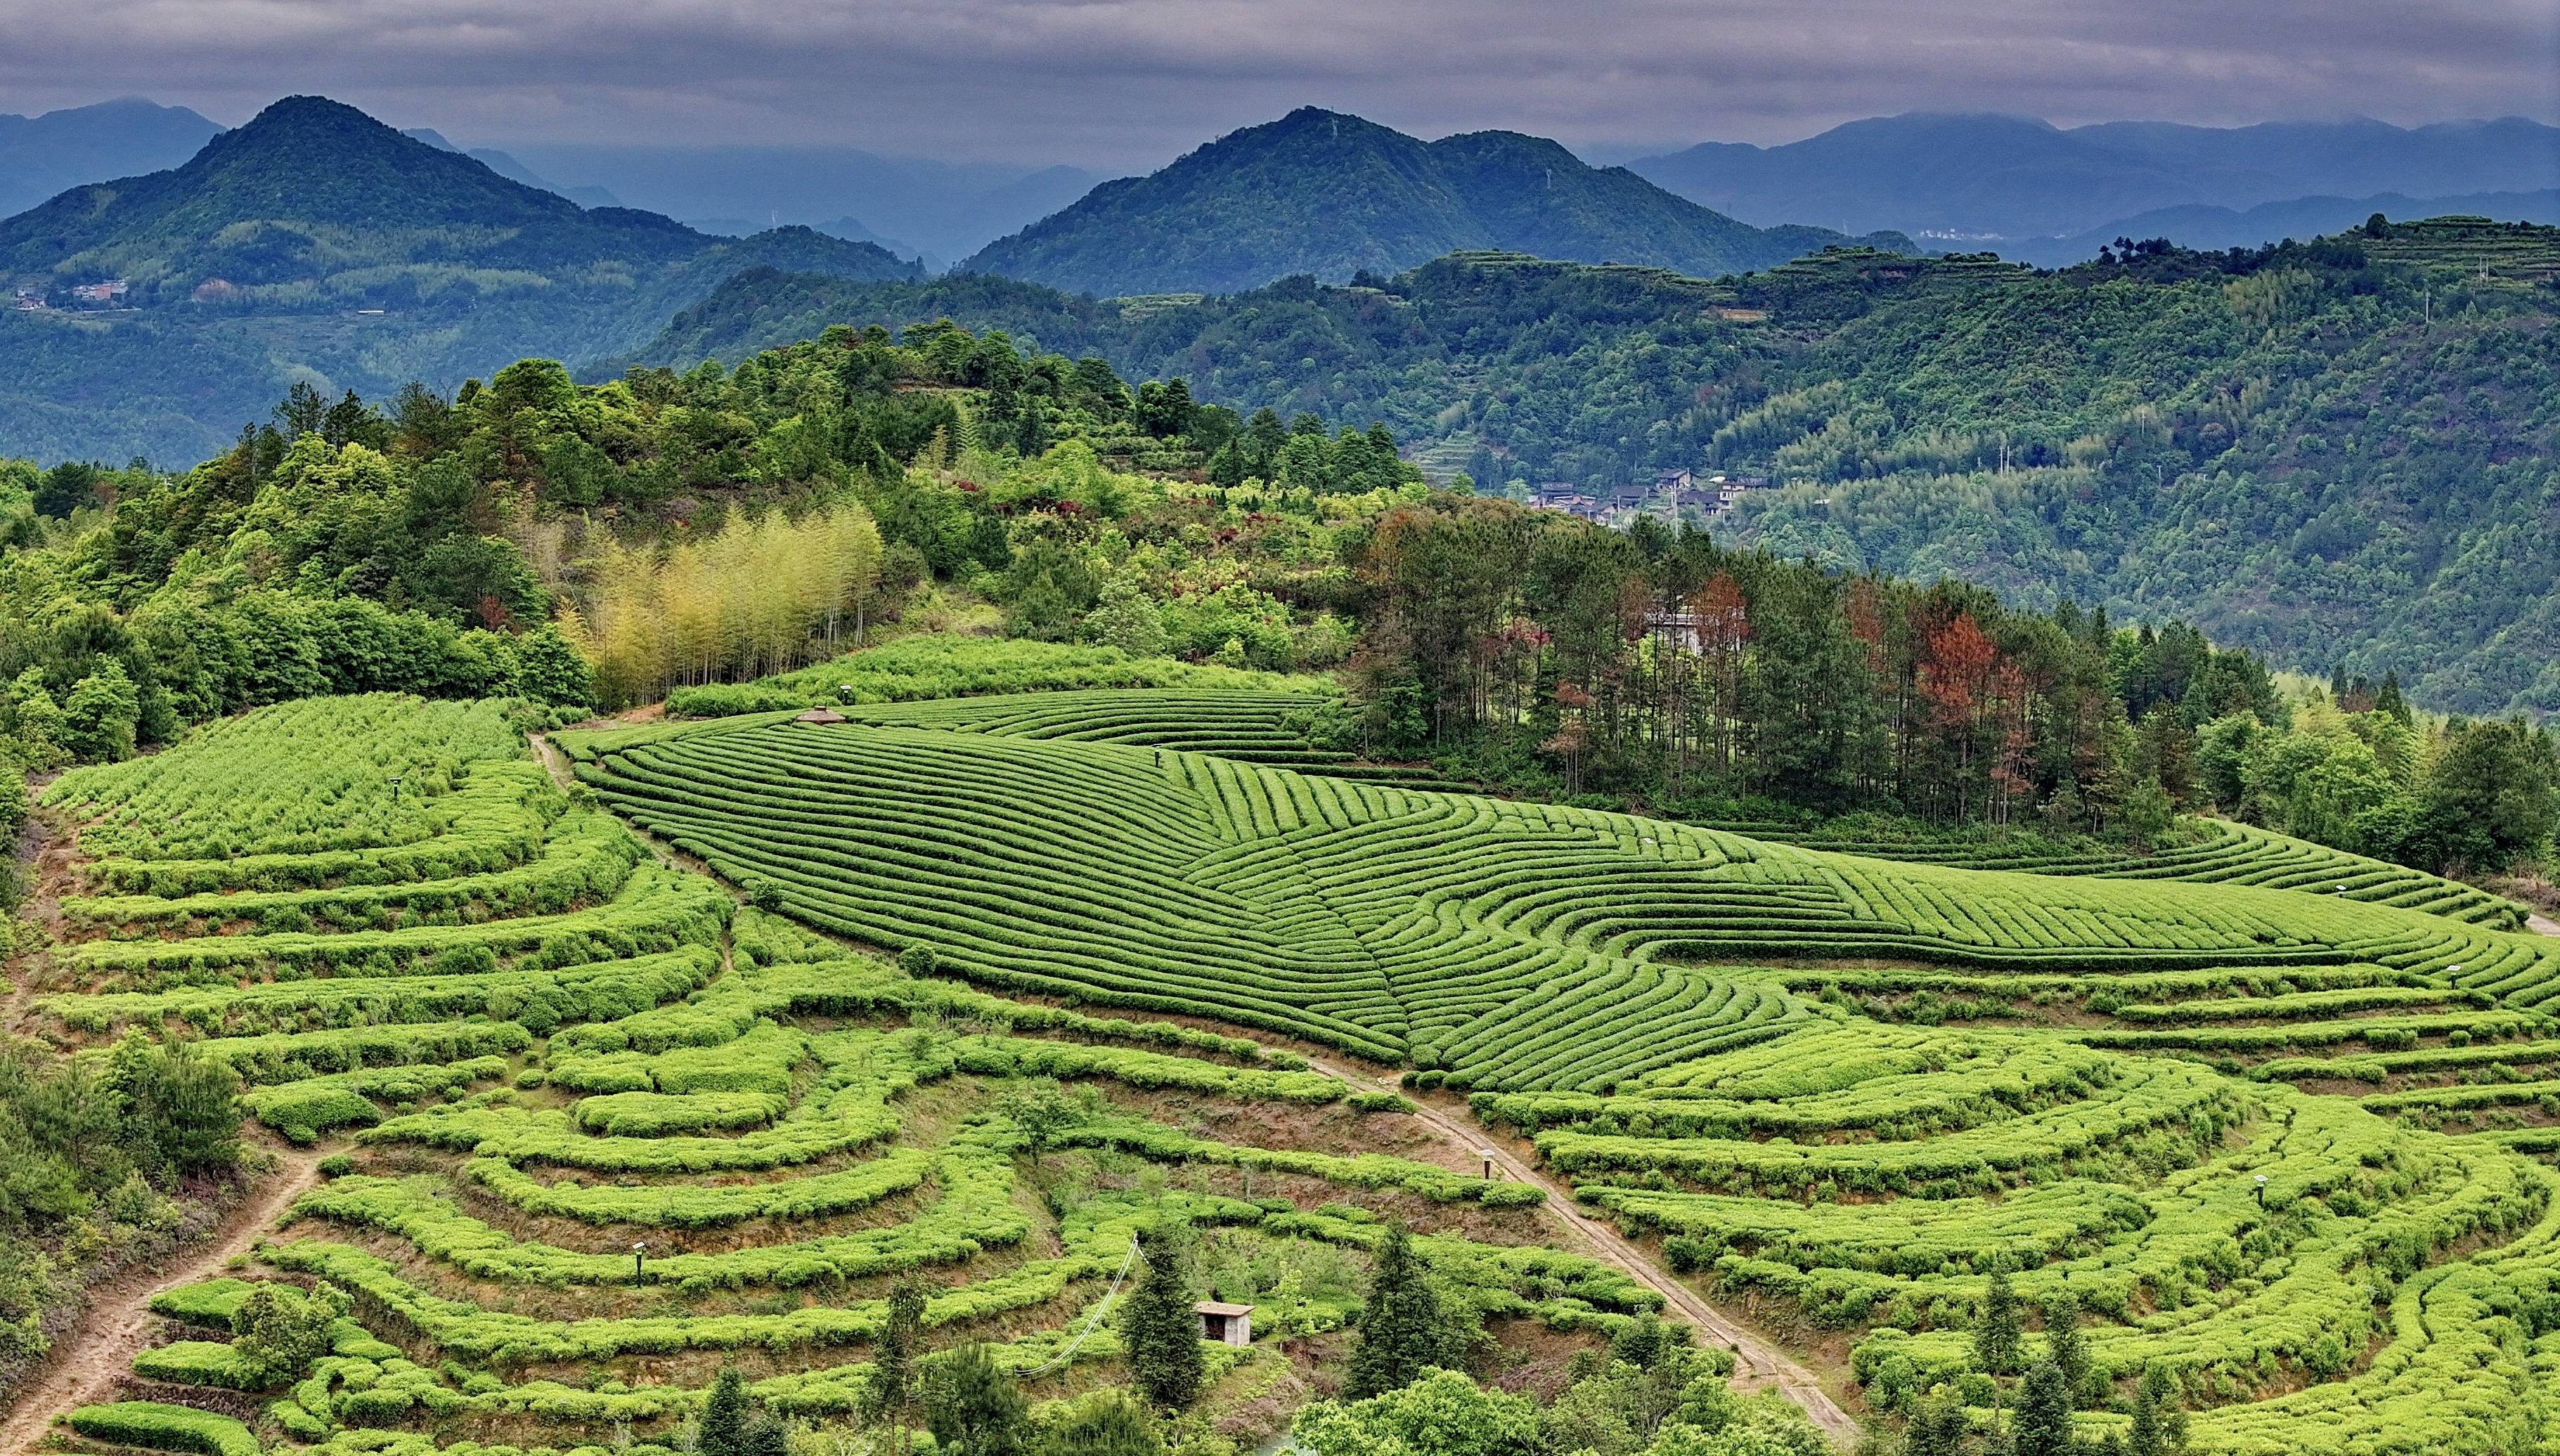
[637,218,2560,716]
[5,314,2554,904]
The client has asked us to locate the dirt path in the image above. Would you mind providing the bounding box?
[0,1150,322,1456]
[545,726,1858,1442]
[2528,913,2560,937]
[1302,1056,1862,1448]
[529,732,578,794]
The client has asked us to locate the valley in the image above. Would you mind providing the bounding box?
[0,59,2555,1456]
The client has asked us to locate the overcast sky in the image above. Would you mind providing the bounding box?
[3,0,2556,167]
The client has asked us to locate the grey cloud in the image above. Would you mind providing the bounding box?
[0,0,2552,165]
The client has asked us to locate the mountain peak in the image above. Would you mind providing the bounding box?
[963,108,1894,296]
[235,93,401,142]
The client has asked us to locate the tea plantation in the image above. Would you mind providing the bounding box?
[566,703,2560,1453]
[22,689,2560,1456]
[22,695,1660,1456]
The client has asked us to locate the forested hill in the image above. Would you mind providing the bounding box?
[632,219,2560,715]
[957,107,1911,295]
[0,96,917,464]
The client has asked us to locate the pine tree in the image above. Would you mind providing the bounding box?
[925,1344,1030,1456]
[864,1279,929,1440]
[2041,1290,2089,1402]
[740,1412,789,1456]
[2377,670,2411,725]
[1903,1397,1971,1456]
[2012,1360,2071,1456]
[2129,1365,2187,1456]
[1975,1268,2022,1376]
[1118,1224,1204,1410]
[1347,1221,1462,1398]
[699,1370,751,1456]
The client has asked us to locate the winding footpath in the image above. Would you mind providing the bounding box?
[536,726,1854,1438]
[1302,1055,1862,1447]
[0,1150,321,1456]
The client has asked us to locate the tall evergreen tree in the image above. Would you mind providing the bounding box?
[740,1412,789,1456]
[925,1344,1031,1456]
[1118,1224,1204,1410]
[864,1278,930,1440]
[2012,1360,2072,1456]
[2128,1365,2187,1456]
[2376,670,2411,725]
[2041,1290,2090,1402]
[699,1370,751,1456]
[1974,1268,2022,1377]
[1347,1221,1463,1398]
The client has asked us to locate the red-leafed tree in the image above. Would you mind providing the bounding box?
[1920,611,2002,818]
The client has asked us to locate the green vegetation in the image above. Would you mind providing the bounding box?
[550,689,2560,1450]
[569,713,2560,1085]
[65,1402,261,1456]
[957,108,1908,297]
[4,197,2559,1456]
[0,96,913,463]
[15,693,1678,1456]
[645,220,2560,715]
[663,637,1327,718]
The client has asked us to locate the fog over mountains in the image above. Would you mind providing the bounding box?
[1627,112,2560,261]
[6,97,2552,277]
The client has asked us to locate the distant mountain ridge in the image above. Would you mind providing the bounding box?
[1630,112,2560,247]
[401,128,623,210]
[0,97,223,222]
[961,108,1913,295]
[2009,189,2560,268]
[0,96,919,463]
[496,143,1097,262]
[624,219,2560,713]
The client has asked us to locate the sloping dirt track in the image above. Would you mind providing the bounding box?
[1303,1055,1862,1447]
[0,1150,321,1456]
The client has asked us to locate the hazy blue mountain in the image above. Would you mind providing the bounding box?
[402,128,622,209]
[811,216,923,264]
[960,108,1913,295]
[496,142,1097,260]
[0,96,917,463]
[0,96,223,219]
[1629,112,2560,242]
[2010,189,2560,267]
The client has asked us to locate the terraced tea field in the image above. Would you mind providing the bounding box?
[19,687,2560,1456]
[566,704,2560,1453]
[10,696,1667,1456]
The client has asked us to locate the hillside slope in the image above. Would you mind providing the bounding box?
[0,97,222,221]
[0,96,917,463]
[961,107,1910,294]
[628,219,2560,713]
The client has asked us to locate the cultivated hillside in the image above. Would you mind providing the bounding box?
[960,107,1911,295]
